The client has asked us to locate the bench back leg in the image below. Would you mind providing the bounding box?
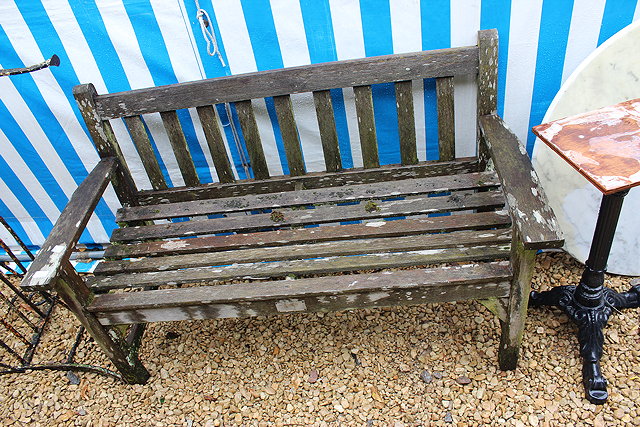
[498,231,536,370]
[56,261,150,384]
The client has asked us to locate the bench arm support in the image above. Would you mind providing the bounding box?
[479,114,563,250]
[21,157,117,291]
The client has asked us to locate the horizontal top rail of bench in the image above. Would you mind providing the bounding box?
[94,46,478,119]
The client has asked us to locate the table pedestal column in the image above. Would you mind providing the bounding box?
[530,189,640,404]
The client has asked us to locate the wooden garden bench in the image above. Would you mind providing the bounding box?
[21,30,562,384]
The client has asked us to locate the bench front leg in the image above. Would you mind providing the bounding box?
[498,230,536,370]
[57,261,149,384]
[479,114,564,370]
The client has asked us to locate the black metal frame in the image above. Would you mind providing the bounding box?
[530,190,639,404]
[0,217,123,382]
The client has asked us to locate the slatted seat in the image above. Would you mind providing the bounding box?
[20,30,562,384]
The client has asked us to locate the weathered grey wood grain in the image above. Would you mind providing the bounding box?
[273,95,305,176]
[313,90,342,172]
[160,110,200,186]
[97,228,512,275]
[89,245,510,290]
[105,210,511,259]
[111,191,505,242]
[395,81,418,165]
[235,100,270,180]
[137,159,480,205]
[73,84,138,206]
[479,114,563,249]
[90,261,512,325]
[96,279,511,326]
[436,77,455,161]
[353,85,379,168]
[21,158,116,291]
[117,171,500,222]
[95,47,480,119]
[195,105,235,183]
[498,229,536,370]
[477,29,498,166]
[477,29,498,116]
[124,116,167,190]
[56,261,149,383]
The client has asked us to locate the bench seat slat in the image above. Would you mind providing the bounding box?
[137,159,480,204]
[117,171,499,222]
[104,210,511,259]
[96,228,512,275]
[111,190,505,242]
[88,244,511,290]
[89,261,512,325]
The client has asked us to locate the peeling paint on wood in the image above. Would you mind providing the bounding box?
[532,98,640,195]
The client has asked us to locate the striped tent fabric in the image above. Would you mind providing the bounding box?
[0,0,639,249]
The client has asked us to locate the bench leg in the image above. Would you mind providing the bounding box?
[498,236,536,370]
[56,262,150,384]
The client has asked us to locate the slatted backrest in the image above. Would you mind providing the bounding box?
[74,30,498,206]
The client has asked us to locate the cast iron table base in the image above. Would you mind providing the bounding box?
[529,190,640,404]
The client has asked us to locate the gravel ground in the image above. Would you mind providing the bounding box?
[1,252,640,426]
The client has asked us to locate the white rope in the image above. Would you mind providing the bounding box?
[193,0,251,178]
[195,0,226,66]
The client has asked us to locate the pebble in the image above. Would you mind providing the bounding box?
[420,370,433,384]
[456,376,471,385]
[1,253,638,425]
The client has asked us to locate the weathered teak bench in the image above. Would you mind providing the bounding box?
[21,30,562,384]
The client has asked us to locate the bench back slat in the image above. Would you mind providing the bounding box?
[436,76,456,161]
[395,80,418,165]
[160,110,200,187]
[312,90,342,172]
[234,100,270,180]
[273,95,305,176]
[123,115,168,190]
[353,85,379,169]
[74,33,499,197]
[196,105,236,183]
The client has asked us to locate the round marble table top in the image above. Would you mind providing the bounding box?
[532,20,640,275]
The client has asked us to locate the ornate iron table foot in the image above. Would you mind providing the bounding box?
[530,281,640,404]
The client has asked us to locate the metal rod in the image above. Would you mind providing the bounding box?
[65,327,85,363]
[0,261,20,276]
[0,55,60,77]
[0,238,27,275]
[0,217,35,260]
[0,290,38,331]
[0,317,31,346]
[0,275,46,317]
[0,363,123,381]
[0,336,27,364]
[22,295,56,365]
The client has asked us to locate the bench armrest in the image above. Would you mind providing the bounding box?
[479,114,563,250]
[21,158,117,290]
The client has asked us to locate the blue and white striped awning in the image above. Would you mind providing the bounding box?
[1,0,639,249]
